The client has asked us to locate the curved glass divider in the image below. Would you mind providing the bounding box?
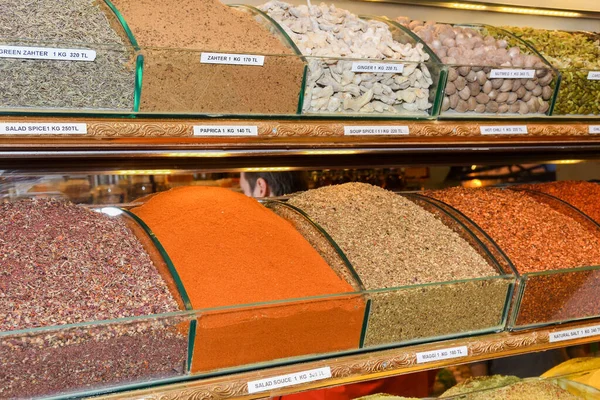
[502,188,600,330]
[365,16,447,117]
[265,200,365,291]
[0,310,193,400]
[358,194,514,349]
[190,290,366,374]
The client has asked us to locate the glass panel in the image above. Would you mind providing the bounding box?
[0,312,192,399]
[501,28,600,116]
[192,292,365,373]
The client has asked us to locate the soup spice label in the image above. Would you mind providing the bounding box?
[200,52,265,66]
[344,126,410,135]
[0,45,96,61]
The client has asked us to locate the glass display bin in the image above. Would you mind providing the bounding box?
[0,0,139,113]
[502,27,600,116]
[395,20,559,116]
[0,207,193,399]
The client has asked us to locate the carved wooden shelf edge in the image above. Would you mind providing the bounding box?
[91,319,600,400]
[0,116,594,138]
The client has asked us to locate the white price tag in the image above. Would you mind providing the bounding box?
[351,62,404,73]
[550,325,600,343]
[193,125,258,136]
[489,69,535,79]
[344,126,410,135]
[589,126,600,134]
[0,46,96,61]
[587,71,600,80]
[247,367,332,394]
[0,123,87,135]
[480,125,528,135]
[416,346,469,364]
[200,52,264,66]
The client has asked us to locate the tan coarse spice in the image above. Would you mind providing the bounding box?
[288,183,498,289]
[288,183,510,346]
[442,378,580,399]
[110,0,304,114]
[425,187,600,274]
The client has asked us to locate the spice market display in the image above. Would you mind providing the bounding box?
[286,183,512,347]
[131,186,365,372]
[0,199,189,399]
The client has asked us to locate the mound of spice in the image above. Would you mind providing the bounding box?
[110,0,304,114]
[132,186,364,372]
[287,183,510,346]
[519,181,600,224]
[425,187,600,326]
[442,378,579,399]
[0,0,135,110]
[0,198,186,399]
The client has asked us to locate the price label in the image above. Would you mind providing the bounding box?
[344,126,410,135]
[489,69,535,79]
[247,367,332,394]
[549,325,600,343]
[0,123,87,135]
[589,126,600,134]
[587,71,600,80]
[351,62,404,73]
[200,52,265,66]
[0,45,96,61]
[416,346,469,364]
[193,125,258,136]
[480,125,528,135]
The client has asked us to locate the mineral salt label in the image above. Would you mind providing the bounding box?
[0,123,87,135]
[0,46,96,61]
[549,324,600,343]
[200,52,265,66]
[193,125,258,136]
[351,62,404,73]
[416,346,469,364]
[489,69,535,79]
[589,126,600,134]
[587,71,600,80]
[247,367,332,394]
[344,126,410,135]
[480,125,528,135]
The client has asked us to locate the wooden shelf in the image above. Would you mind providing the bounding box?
[91,318,600,400]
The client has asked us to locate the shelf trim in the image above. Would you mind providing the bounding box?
[91,318,600,400]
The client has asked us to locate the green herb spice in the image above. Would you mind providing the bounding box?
[0,0,135,111]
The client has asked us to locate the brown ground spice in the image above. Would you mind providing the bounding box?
[425,187,600,326]
[287,183,509,347]
[111,0,304,114]
[0,199,187,398]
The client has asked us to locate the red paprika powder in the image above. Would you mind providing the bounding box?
[132,186,365,372]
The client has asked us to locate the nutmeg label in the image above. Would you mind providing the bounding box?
[0,123,87,134]
[193,125,258,136]
[589,126,600,134]
[0,45,96,61]
[344,126,409,135]
[480,125,528,135]
[549,325,600,343]
[416,346,468,364]
[588,71,600,80]
[351,62,404,73]
[200,52,265,66]
[247,367,332,394]
[489,69,535,79]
